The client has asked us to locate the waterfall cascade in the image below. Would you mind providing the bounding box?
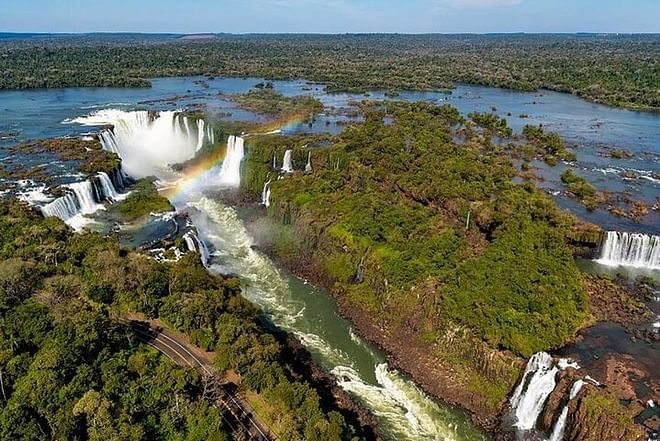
[510,352,559,431]
[217,135,245,187]
[75,109,213,178]
[262,179,271,207]
[196,119,206,151]
[548,380,585,441]
[282,149,293,173]
[41,192,80,221]
[183,231,211,265]
[40,170,126,227]
[305,151,312,172]
[97,172,125,202]
[597,231,660,270]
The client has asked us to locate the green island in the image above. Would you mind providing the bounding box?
[239,100,649,437]
[1,34,658,110]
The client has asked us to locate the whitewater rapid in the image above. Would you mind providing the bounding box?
[179,195,484,441]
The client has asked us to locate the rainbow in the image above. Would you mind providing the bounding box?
[161,111,309,199]
[160,143,228,200]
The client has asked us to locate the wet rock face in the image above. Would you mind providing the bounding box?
[539,372,576,432]
[564,386,645,441]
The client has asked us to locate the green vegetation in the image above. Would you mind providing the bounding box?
[0,200,360,441]
[8,138,121,180]
[246,101,590,359]
[0,34,657,110]
[523,124,577,164]
[109,179,173,220]
[233,88,323,117]
[561,169,598,210]
[577,388,644,441]
[468,112,512,138]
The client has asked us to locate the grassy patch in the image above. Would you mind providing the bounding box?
[109,179,173,220]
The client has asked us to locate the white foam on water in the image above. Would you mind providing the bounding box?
[17,184,52,204]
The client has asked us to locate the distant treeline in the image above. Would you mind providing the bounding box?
[0,34,658,110]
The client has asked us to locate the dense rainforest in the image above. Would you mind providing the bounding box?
[0,33,658,110]
[0,200,364,441]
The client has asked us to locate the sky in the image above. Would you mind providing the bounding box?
[0,0,658,34]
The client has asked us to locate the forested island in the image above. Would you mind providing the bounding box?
[1,33,658,110]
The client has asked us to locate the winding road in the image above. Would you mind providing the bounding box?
[126,320,276,441]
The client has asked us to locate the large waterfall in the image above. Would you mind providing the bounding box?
[217,135,245,187]
[510,352,559,431]
[72,109,213,178]
[597,231,660,270]
[548,380,585,441]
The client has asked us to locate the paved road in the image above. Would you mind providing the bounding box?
[126,320,276,441]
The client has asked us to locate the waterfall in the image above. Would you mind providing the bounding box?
[97,172,122,202]
[206,125,214,144]
[217,135,245,187]
[183,116,191,138]
[183,231,210,266]
[272,153,277,169]
[282,149,293,173]
[73,109,208,178]
[67,181,104,215]
[196,119,206,152]
[510,352,559,431]
[41,192,79,221]
[40,178,106,230]
[548,380,585,441]
[305,151,312,172]
[597,231,660,270]
[262,179,271,207]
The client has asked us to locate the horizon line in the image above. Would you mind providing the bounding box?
[2,31,659,36]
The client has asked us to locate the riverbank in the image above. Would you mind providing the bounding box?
[251,235,512,434]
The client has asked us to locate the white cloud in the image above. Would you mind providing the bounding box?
[437,0,523,10]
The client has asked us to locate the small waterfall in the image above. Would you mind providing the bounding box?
[183,117,191,138]
[111,167,127,191]
[282,149,293,173]
[510,352,559,431]
[67,181,104,215]
[196,119,206,152]
[548,380,585,441]
[183,231,210,265]
[41,192,79,220]
[97,172,120,201]
[597,231,660,270]
[262,179,271,207]
[206,125,214,144]
[272,153,277,169]
[40,178,106,229]
[305,151,312,172]
[217,135,245,187]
